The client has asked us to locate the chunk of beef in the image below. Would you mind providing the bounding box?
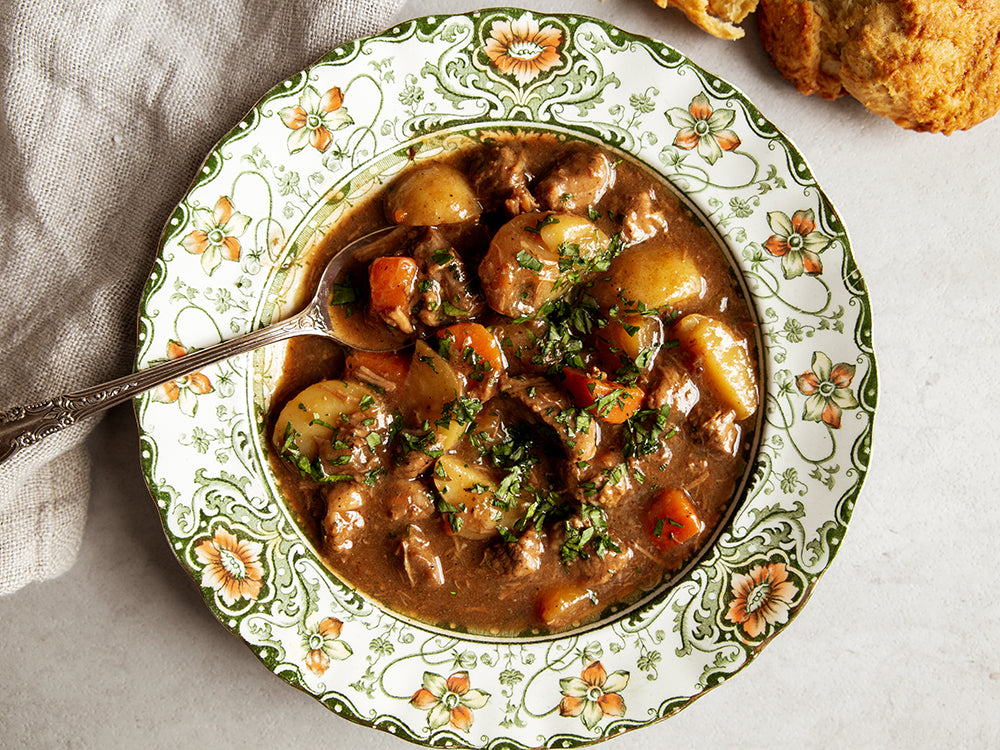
[383,478,436,522]
[323,505,364,554]
[617,189,669,245]
[325,481,367,511]
[483,527,546,578]
[565,448,635,507]
[392,424,452,479]
[573,542,635,586]
[400,524,445,587]
[471,144,538,216]
[694,408,742,456]
[648,356,701,424]
[410,227,486,326]
[535,146,615,212]
[492,319,560,376]
[505,375,598,461]
[550,517,635,585]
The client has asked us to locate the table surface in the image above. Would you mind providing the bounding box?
[3,1,999,747]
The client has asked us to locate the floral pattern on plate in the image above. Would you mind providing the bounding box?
[135,9,876,748]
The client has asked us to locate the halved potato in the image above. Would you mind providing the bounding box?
[385,162,482,226]
[403,340,466,451]
[479,212,610,317]
[272,379,381,460]
[592,240,705,312]
[675,313,757,420]
[433,455,520,539]
[598,314,663,371]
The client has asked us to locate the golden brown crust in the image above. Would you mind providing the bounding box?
[756,0,845,99]
[756,0,1000,133]
[652,0,759,40]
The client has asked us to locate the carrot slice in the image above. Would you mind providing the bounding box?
[368,256,419,314]
[644,488,703,552]
[436,323,505,396]
[345,350,411,390]
[561,368,644,424]
[535,584,595,629]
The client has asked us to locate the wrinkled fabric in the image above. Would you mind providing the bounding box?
[0,0,403,595]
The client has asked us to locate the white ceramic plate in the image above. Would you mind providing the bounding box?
[136,9,876,746]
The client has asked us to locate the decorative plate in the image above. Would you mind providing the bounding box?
[136,8,876,748]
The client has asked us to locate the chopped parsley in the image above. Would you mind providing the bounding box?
[622,404,676,459]
[550,231,624,297]
[397,422,444,460]
[435,495,466,533]
[329,282,358,313]
[431,249,455,266]
[277,423,351,484]
[435,396,483,430]
[559,504,621,565]
[441,299,470,317]
[523,214,560,234]
[516,248,544,272]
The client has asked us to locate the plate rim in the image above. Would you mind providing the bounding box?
[134,7,878,747]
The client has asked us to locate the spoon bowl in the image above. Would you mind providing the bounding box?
[0,226,403,463]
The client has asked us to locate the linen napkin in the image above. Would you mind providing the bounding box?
[0,0,404,596]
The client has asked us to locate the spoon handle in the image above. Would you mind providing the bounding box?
[0,305,327,464]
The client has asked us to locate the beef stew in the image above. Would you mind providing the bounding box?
[268,132,760,635]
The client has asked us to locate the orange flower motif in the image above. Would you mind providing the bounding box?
[558,661,629,731]
[666,92,741,165]
[725,561,798,638]
[150,340,213,417]
[194,527,264,606]
[279,86,353,154]
[764,209,832,279]
[410,670,490,732]
[181,196,251,275]
[303,617,352,676]
[484,13,562,85]
[796,351,859,429]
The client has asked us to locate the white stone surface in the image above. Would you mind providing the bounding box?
[2,1,999,747]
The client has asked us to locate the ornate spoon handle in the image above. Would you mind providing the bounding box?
[0,307,326,463]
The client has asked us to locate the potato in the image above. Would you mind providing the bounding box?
[598,314,663,369]
[385,162,482,226]
[479,212,610,317]
[272,379,379,459]
[403,340,466,451]
[537,212,608,258]
[675,314,757,420]
[592,240,705,312]
[433,455,520,539]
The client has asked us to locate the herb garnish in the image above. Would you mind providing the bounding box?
[330,282,357,312]
[435,396,483,430]
[523,214,560,234]
[516,248,544,272]
[277,423,351,484]
[559,503,621,565]
[622,404,676,459]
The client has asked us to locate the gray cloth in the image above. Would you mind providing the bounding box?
[0,0,403,595]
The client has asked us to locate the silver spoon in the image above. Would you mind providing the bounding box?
[0,226,406,464]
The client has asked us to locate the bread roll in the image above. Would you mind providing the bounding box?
[756,0,1000,133]
[652,0,759,40]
